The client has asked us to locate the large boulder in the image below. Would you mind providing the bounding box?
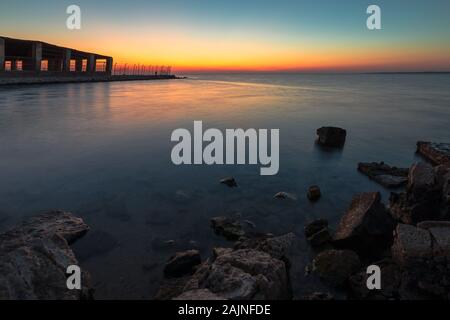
[0,211,91,300]
[316,127,347,148]
[390,162,443,224]
[358,162,408,188]
[391,224,432,266]
[417,142,450,167]
[312,249,361,287]
[334,192,394,254]
[202,249,290,300]
[164,250,202,278]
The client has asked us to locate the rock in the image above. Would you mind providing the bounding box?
[390,162,443,224]
[316,127,347,148]
[312,249,361,287]
[211,216,245,241]
[273,192,296,200]
[308,228,332,247]
[307,186,322,201]
[213,247,234,259]
[408,162,436,197]
[349,259,402,300]
[417,221,450,230]
[358,162,408,188]
[220,177,238,188]
[164,250,202,278]
[305,219,328,238]
[391,224,432,266]
[334,192,394,254]
[234,233,296,261]
[304,219,332,247]
[428,226,450,257]
[0,211,91,300]
[303,292,334,300]
[417,142,450,167]
[202,249,291,300]
[173,289,226,300]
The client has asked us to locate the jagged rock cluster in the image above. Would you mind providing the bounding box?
[0,211,92,300]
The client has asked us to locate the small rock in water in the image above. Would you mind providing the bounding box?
[211,216,245,241]
[307,186,322,201]
[316,126,347,148]
[273,192,296,200]
[220,177,238,188]
[164,250,202,278]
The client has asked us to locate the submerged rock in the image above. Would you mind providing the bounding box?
[211,216,245,241]
[312,249,361,287]
[273,192,296,200]
[307,186,322,201]
[358,162,408,188]
[417,142,450,167]
[304,219,332,247]
[164,250,202,278]
[220,177,238,188]
[0,211,91,300]
[303,292,335,300]
[334,192,394,254]
[316,127,347,148]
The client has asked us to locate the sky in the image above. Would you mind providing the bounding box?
[1,0,450,72]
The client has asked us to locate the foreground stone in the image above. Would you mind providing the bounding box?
[417,142,450,167]
[157,234,294,300]
[334,192,394,254]
[211,216,245,241]
[164,250,202,278]
[358,162,408,188]
[312,249,361,287]
[0,211,91,300]
[390,162,445,224]
[316,127,347,148]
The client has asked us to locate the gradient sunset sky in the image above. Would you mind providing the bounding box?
[1,0,450,72]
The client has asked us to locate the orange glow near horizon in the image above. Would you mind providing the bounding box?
[5,29,450,73]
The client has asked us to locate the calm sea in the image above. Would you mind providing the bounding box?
[1,73,449,298]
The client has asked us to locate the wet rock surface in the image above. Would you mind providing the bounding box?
[358,162,408,188]
[316,127,347,148]
[157,233,294,300]
[211,216,245,241]
[164,250,202,278]
[304,219,332,248]
[0,211,91,300]
[334,192,394,254]
[390,162,447,224]
[220,177,238,188]
[307,186,322,201]
[417,142,450,167]
[312,249,361,287]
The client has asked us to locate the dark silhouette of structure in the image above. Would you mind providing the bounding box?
[0,36,113,75]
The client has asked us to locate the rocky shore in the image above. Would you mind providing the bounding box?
[1,128,449,300]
